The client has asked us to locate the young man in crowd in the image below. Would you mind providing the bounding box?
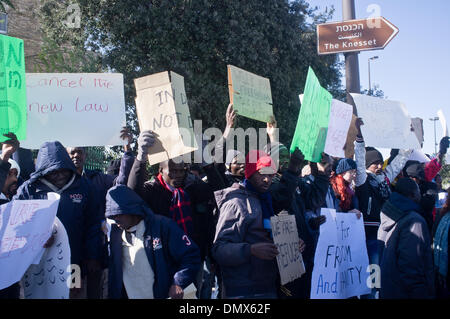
[378,177,435,299]
[212,150,306,299]
[105,185,201,299]
[127,130,216,296]
[14,141,104,299]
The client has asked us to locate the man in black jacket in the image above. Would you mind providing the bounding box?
[127,130,215,297]
[378,177,435,299]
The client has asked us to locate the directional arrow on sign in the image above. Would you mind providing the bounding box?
[317,17,399,55]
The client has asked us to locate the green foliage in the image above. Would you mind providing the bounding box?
[0,0,14,13]
[38,0,344,148]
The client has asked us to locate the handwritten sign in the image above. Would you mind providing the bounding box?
[227,65,273,123]
[271,214,306,285]
[300,94,353,158]
[134,71,197,165]
[411,118,424,147]
[21,73,126,149]
[351,93,421,150]
[311,208,370,299]
[291,67,332,162]
[437,109,448,137]
[22,217,71,299]
[0,34,27,143]
[0,194,60,290]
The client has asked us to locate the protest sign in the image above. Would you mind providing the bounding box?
[134,71,197,165]
[311,208,370,299]
[0,194,60,290]
[0,34,27,143]
[22,217,71,299]
[291,68,332,162]
[270,214,306,285]
[227,65,273,123]
[22,73,126,149]
[298,94,353,158]
[411,118,424,147]
[408,149,430,163]
[437,109,448,137]
[350,93,421,149]
[344,114,358,159]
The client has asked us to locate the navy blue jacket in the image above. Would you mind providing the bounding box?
[106,185,201,299]
[14,141,104,267]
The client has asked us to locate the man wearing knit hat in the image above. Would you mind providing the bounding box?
[354,119,413,299]
[212,150,306,299]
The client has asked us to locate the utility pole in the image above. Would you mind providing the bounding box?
[343,0,360,113]
[430,117,439,155]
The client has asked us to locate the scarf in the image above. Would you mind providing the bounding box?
[243,178,274,235]
[433,213,450,277]
[157,173,193,236]
[367,172,391,200]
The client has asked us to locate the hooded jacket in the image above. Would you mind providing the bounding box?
[212,183,279,298]
[14,141,104,267]
[105,185,201,299]
[378,192,435,299]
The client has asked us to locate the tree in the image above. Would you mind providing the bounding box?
[38,0,344,148]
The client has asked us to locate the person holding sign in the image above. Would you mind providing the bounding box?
[14,141,105,299]
[0,133,20,205]
[353,118,412,294]
[329,158,361,214]
[378,177,435,299]
[128,130,216,296]
[212,150,306,299]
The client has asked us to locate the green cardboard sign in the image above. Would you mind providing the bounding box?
[0,34,27,142]
[228,65,273,123]
[290,67,332,162]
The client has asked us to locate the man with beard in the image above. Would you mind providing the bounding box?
[354,118,413,298]
[127,130,215,297]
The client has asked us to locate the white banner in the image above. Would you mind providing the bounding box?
[22,73,126,149]
[311,208,370,299]
[0,194,60,290]
[351,93,420,149]
[22,217,71,299]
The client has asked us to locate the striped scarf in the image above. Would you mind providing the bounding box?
[157,173,193,236]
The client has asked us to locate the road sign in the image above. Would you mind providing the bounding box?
[317,17,399,55]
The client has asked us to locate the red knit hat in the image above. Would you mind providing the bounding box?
[245,150,277,179]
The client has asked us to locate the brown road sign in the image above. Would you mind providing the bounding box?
[317,17,399,55]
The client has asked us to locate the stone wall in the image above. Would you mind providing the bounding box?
[4,0,44,72]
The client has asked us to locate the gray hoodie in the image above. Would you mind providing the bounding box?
[212,183,278,298]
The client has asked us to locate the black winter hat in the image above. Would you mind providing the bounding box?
[403,160,425,181]
[365,147,383,168]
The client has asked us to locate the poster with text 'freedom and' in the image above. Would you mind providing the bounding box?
[0,194,60,290]
[0,34,27,143]
[350,93,421,150]
[299,94,353,159]
[134,71,198,165]
[22,217,71,299]
[270,214,306,285]
[227,65,274,123]
[311,208,370,299]
[22,73,126,149]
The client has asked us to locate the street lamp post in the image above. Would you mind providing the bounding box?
[368,56,379,95]
[430,117,439,155]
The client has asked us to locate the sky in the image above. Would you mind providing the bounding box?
[306,0,450,159]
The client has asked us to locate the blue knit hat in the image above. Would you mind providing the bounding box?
[335,158,357,175]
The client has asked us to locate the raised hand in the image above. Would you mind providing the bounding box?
[136,130,156,162]
[0,132,20,162]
